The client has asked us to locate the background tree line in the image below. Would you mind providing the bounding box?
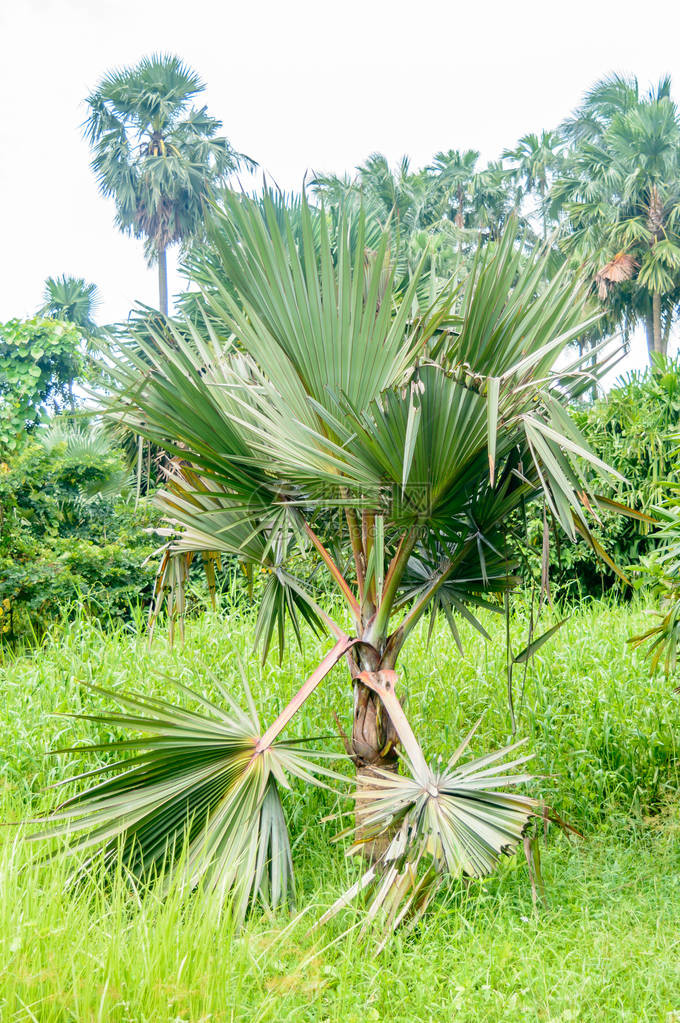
[3,57,680,640]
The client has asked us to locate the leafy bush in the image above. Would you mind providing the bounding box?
[0,424,160,639]
[0,318,84,451]
[524,356,680,595]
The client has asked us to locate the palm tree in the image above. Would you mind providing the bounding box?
[314,154,434,238]
[469,160,518,242]
[553,75,680,360]
[84,53,253,316]
[34,193,626,944]
[313,154,457,286]
[503,131,563,239]
[560,73,650,145]
[428,149,480,228]
[39,275,100,336]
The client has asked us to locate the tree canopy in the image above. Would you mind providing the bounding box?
[84,53,253,315]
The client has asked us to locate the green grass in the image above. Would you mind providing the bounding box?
[1,595,680,1021]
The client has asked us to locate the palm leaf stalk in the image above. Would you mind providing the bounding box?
[34,191,628,938]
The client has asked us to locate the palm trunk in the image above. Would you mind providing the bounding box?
[158,246,168,318]
[644,309,656,363]
[652,291,664,358]
[663,316,672,357]
[351,663,400,862]
[540,183,547,241]
[455,185,464,229]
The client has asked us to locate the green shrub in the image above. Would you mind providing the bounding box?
[524,355,680,595]
[0,427,160,638]
[0,318,84,451]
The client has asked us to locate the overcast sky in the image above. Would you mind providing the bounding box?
[2,0,680,379]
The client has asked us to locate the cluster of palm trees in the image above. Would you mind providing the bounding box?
[555,75,680,359]
[310,78,680,362]
[314,135,564,243]
[34,57,677,366]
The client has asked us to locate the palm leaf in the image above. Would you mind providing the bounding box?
[29,676,345,922]
[319,727,536,950]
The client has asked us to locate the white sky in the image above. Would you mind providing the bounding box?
[2,0,680,380]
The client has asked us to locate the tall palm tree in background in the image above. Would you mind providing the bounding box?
[503,131,563,239]
[39,275,100,336]
[469,160,518,242]
[427,149,480,227]
[553,74,680,360]
[84,54,253,316]
[560,73,644,145]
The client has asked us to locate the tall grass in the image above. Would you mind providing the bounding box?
[1,594,679,1020]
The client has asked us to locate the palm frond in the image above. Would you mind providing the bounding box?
[29,675,345,922]
[319,724,536,950]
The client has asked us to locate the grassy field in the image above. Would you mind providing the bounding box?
[1,595,680,1022]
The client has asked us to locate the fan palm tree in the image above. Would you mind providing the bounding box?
[560,73,654,145]
[39,275,100,336]
[33,192,627,944]
[84,53,253,316]
[553,75,680,360]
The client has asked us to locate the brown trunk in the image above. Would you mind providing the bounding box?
[351,678,399,767]
[351,673,400,863]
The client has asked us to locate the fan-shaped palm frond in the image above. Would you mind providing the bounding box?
[30,671,348,922]
[319,704,536,950]
[40,275,100,335]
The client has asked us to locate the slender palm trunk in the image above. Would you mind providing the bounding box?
[455,185,464,229]
[645,310,655,363]
[540,183,547,241]
[663,317,672,356]
[158,246,169,318]
[652,291,663,358]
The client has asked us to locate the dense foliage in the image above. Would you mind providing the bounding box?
[0,318,84,451]
[0,425,159,639]
[526,356,680,594]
